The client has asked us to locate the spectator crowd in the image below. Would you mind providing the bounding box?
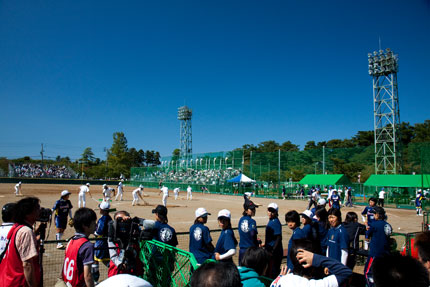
[9,163,76,179]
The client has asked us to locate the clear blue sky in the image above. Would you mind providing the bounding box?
[1,0,429,161]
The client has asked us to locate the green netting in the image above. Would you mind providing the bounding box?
[130,144,430,205]
[139,240,198,287]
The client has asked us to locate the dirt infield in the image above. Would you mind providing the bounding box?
[0,183,425,285]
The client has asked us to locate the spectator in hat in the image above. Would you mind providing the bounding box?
[285,210,306,272]
[152,205,178,247]
[238,195,259,265]
[264,203,283,278]
[0,203,17,254]
[92,201,113,284]
[214,209,238,263]
[189,208,214,264]
[310,198,327,218]
[300,210,321,255]
[52,190,73,249]
[364,206,392,287]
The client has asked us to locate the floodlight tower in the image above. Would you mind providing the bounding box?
[178,106,192,162]
[368,48,401,174]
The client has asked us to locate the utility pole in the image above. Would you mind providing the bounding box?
[40,144,45,167]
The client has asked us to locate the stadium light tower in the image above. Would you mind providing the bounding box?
[368,48,401,174]
[178,106,192,162]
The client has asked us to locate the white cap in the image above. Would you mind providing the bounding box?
[268,203,278,211]
[103,184,107,188]
[139,184,144,188]
[218,209,231,219]
[300,210,313,219]
[99,201,110,210]
[18,181,22,185]
[195,207,211,218]
[97,274,152,287]
[318,198,327,205]
[61,190,71,197]
[86,183,90,186]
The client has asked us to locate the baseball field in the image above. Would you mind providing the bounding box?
[0,183,424,285]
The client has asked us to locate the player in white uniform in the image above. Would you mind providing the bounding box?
[132,185,145,206]
[78,183,92,208]
[187,185,192,200]
[115,181,124,201]
[160,186,169,206]
[102,184,115,201]
[173,187,180,200]
[14,181,22,196]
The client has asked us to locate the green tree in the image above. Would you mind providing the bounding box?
[413,120,430,142]
[352,131,374,146]
[304,141,317,150]
[257,141,280,153]
[80,147,96,166]
[172,149,180,162]
[128,148,145,167]
[281,141,299,151]
[107,132,130,177]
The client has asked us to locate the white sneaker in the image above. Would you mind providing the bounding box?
[57,244,64,249]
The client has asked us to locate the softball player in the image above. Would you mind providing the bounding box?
[52,190,73,249]
[102,184,115,201]
[78,183,92,208]
[14,182,22,196]
[187,185,192,200]
[115,181,124,201]
[132,185,145,206]
[160,185,169,207]
[173,187,180,200]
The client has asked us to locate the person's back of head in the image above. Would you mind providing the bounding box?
[240,247,270,275]
[290,239,323,279]
[2,202,17,222]
[373,253,429,287]
[74,207,97,233]
[415,231,430,271]
[344,211,358,224]
[15,197,40,224]
[190,262,242,287]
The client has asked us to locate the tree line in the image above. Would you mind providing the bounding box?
[231,120,430,183]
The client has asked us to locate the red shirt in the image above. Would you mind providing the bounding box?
[63,237,89,287]
[0,223,41,287]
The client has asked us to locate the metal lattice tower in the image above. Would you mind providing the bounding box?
[368,48,401,174]
[178,106,192,161]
